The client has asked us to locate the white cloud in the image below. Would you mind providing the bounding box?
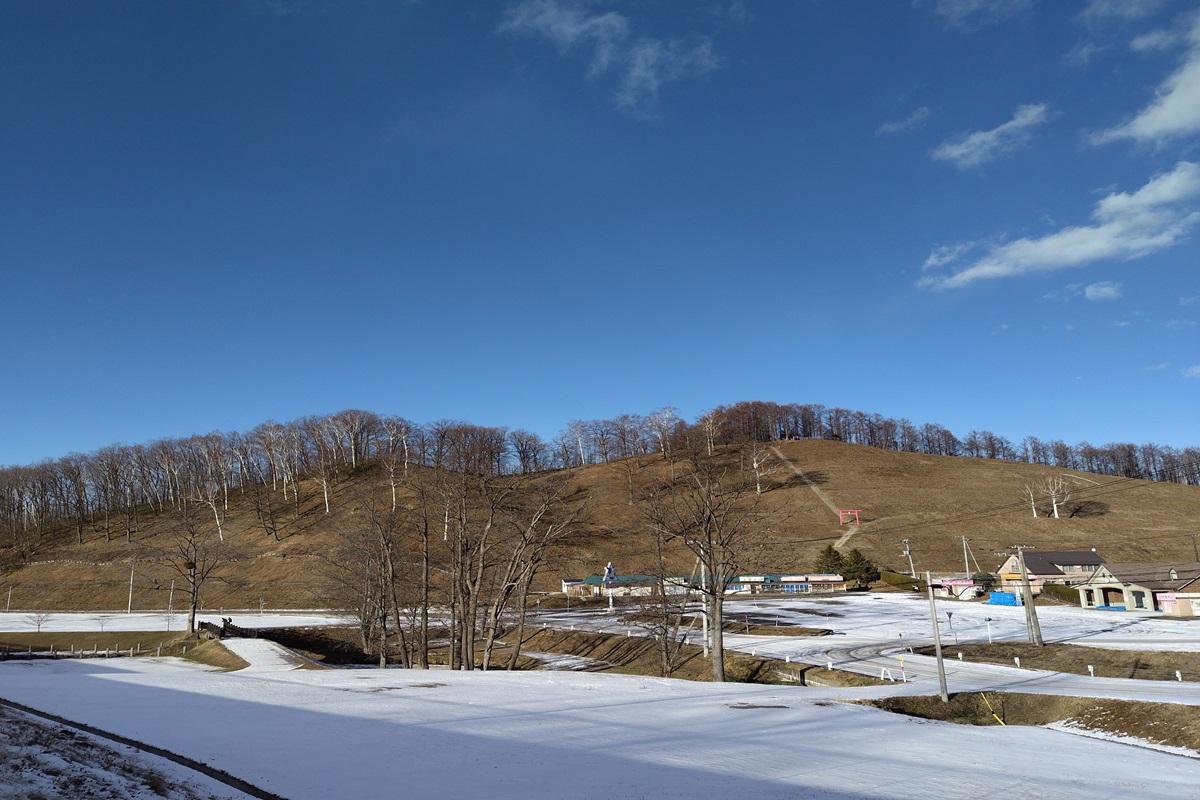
[920,161,1200,289]
[1183,365,1200,378]
[932,103,1049,168]
[920,0,1031,32]
[876,106,933,136]
[1095,16,1200,144]
[499,0,717,113]
[1130,27,1184,52]
[1148,361,1171,370]
[1084,280,1122,300]
[617,38,718,111]
[1165,318,1199,329]
[1080,0,1165,25]
[1064,41,1107,68]
[1181,294,1200,305]
[922,241,976,269]
[1113,320,1132,327]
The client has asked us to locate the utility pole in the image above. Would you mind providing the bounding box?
[1016,547,1044,646]
[961,536,971,579]
[925,571,949,703]
[901,539,916,579]
[127,562,135,614]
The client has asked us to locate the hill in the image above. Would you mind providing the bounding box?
[3,439,1199,611]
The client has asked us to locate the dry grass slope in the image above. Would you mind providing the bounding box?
[2,440,1197,610]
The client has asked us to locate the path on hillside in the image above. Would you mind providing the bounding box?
[769,445,861,548]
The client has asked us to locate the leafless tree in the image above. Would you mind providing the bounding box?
[160,506,227,634]
[1039,475,1072,519]
[747,441,777,495]
[1023,484,1039,518]
[640,456,758,682]
[25,612,49,633]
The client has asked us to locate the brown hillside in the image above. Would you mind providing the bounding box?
[3,440,1198,611]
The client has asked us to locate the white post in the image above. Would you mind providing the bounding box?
[1177,670,1183,682]
[1087,665,1094,677]
[1014,656,1021,668]
[127,562,135,614]
[985,618,993,645]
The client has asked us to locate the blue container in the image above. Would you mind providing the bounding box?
[987,591,1019,606]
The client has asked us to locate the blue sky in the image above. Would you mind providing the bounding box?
[1,0,1198,464]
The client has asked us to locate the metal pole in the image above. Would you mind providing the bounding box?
[5,587,10,612]
[902,539,916,579]
[962,536,971,579]
[1017,548,1044,646]
[985,617,993,644]
[127,563,135,614]
[925,571,949,703]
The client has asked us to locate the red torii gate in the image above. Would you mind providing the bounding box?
[836,509,862,525]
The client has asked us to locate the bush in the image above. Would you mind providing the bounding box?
[881,570,924,591]
[1039,583,1080,604]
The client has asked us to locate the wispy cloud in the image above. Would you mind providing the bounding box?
[1165,318,1199,329]
[1064,41,1107,68]
[1130,27,1185,52]
[922,240,977,269]
[931,103,1048,168]
[1079,0,1165,26]
[919,0,1032,32]
[1181,294,1200,305]
[499,0,718,114]
[1148,361,1171,370]
[876,106,933,136]
[1094,15,1200,144]
[1183,365,1200,378]
[1084,280,1122,300]
[920,161,1200,290]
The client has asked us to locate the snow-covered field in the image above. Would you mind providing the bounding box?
[536,594,1200,704]
[0,704,250,800]
[0,610,354,633]
[1,655,1197,799]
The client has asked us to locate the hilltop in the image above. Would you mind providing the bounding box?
[3,439,1198,611]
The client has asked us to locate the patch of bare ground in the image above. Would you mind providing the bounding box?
[866,693,1200,754]
[0,705,241,799]
[0,631,191,659]
[181,639,250,671]
[913,642,1200,682]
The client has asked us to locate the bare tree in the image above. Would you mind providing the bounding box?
[640,456,758,682]
[161,506,227,634]
[747,441,777,495]
[1039,476,1071,519]
[25,612,49,633]
[1022,484,1039,518]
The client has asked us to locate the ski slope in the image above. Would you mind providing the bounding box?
[0,656,1196,799]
